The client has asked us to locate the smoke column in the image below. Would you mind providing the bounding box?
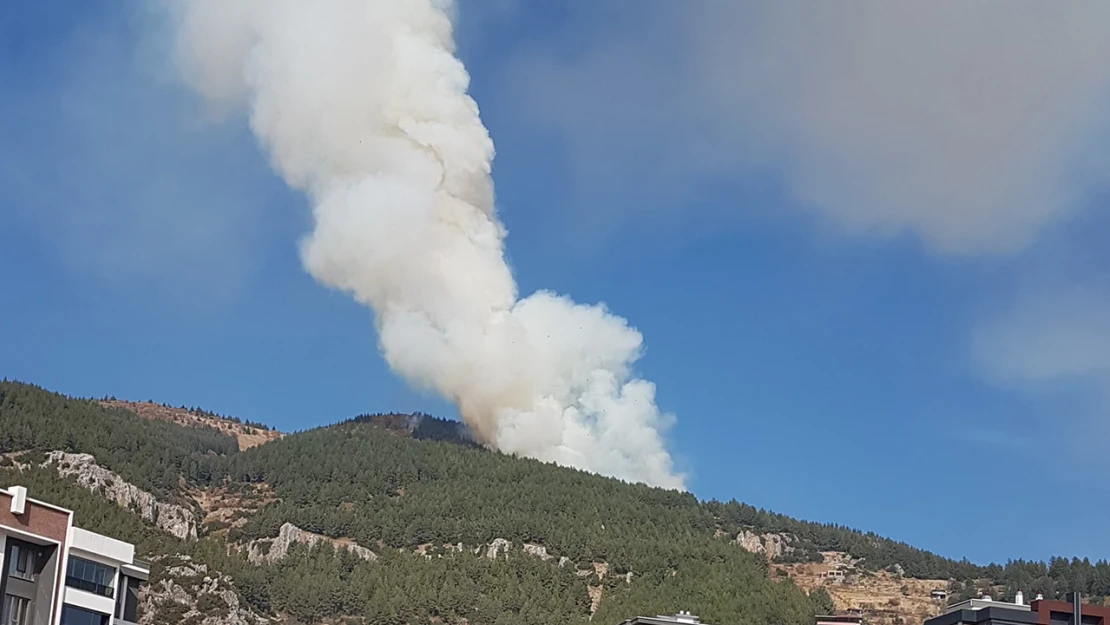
[169,0,684,490]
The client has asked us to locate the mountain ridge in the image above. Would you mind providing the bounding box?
[1,379,1106,625]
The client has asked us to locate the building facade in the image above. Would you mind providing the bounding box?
[0,485,149,625]
[927,594,1110,625]
[1029,598,1110,625]
[925,604,1039,625]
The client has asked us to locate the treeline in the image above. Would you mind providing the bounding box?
[190,537,834,625]
[0,464,829,625]
[350,412,478,446]
[184,405,272,431]
[224,420,714,574]
[215,419,965,578]
[947,559,1110,606]
[218,423,1110,607]
[4,380,1110,618]
[708,500,981,580]
[708,501,1110,603]
[0,381,238,499]
[220,419,1110,605]
[98,394,273,431]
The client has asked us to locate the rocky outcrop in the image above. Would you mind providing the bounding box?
[41,451,199,540]
[588,585,603,618]
[246,522,377,564]
[735,530,765,554]
[471,539,577,567]
[582,565,632,619]
[523,543,552,561]
[735,530,796,559]
[483,538,512,559]
[140,555,269,625]
[593,561,609,579]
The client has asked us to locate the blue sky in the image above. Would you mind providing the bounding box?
[4,1,1110,565]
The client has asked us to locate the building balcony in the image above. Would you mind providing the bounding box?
[65,575,114,598]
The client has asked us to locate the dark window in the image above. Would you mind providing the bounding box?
[65,557,115,598]
[1048,612,1101,625]
[2,595,30,625]
[60,605,109,625]
[6,544,36,582]
[114,575,141,622]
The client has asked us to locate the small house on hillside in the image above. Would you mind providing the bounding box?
[932,590,949,601]
[825,570,846,581]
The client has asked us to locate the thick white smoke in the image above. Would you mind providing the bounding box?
[169,0,684,490]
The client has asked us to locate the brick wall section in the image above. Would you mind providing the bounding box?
[1031,600,1110,625]
[0,491,70,542]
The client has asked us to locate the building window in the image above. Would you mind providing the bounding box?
[65,557,115,598]
[1,595,30,625]
[115,575,141,623]
[6,544,36,582]
[60,605,109,625]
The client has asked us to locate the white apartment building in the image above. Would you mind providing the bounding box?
[0,485,149,625]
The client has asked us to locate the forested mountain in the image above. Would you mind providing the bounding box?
[0,379,1106,625]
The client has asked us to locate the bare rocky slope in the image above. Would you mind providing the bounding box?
[99,399,282,450]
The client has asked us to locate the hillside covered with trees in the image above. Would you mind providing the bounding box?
[0,379,1106,624]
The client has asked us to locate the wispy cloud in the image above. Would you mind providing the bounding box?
[501,1,1110,255]
[972,285,1110,424]
[973,288,1110,390]
[951,426,1034,454]
[970,282,1110,460]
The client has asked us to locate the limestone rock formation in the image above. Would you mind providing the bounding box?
[41,451,199,540]
[735,529,797,559]
[140,555,269,625]
[246,522,377,564]
[484,538,512,559]
[523,543,552,561]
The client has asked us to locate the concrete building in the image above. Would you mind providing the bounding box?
[0,485,149,625]
[945,598,1033,615]
[927,592,1110,625]
[924,594,1037,625]
[926,604,1038,625]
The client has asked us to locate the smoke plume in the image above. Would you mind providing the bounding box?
[168,0,684,489]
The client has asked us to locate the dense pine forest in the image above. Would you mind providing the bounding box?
[0,379,1107,624]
